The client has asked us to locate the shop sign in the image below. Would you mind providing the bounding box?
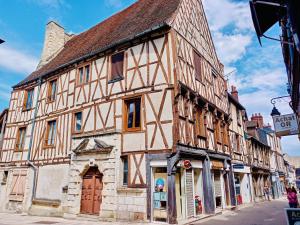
[183,160,192,169]
[233,164,244,169]
[211,160,224,170]
[285,208,300,225]
[272,114,299,137]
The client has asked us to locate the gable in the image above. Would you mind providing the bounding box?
[170,0,222,74]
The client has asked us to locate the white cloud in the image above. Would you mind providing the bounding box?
[105,0,123,8]
[213,32,252,64]
[0,45,38,74]
[202,0,253,32]
[26,0,66,9]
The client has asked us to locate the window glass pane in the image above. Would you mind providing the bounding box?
[111,52,124,80]
[123,157,128,185]
[26,90,34,109]
[85,65,90,83]
[52,121,56,145]
[50,80,57,100]
[135,99,141,128]
[127,102,134,128]
[75,112,82,131]
[79,68,84,84]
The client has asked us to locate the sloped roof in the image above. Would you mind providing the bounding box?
[14,0,181,88]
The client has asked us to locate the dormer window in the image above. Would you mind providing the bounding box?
[110,52,124,81]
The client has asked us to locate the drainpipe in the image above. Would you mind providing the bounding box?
[27,77,42,201]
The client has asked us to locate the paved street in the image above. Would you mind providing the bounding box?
[194,199,288,225]
[0,199,288,225]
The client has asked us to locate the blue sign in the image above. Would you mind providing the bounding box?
[285,208,300,225]
[233,164,244,169]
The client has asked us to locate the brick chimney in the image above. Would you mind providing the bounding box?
[231,85,239,101]
[251,113,264,128]
[37,21,74,69]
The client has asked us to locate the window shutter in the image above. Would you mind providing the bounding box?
[194,51,202,82]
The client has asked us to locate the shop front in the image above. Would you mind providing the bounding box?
[233,164,252,205]
[251,168,271,202]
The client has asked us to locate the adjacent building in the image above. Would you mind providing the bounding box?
[0,0,292,224]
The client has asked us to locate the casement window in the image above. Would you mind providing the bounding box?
[45,120,57,147]
[47,79,57,102]
[111,52,124,81]
[15,127,26,151]
[73,111,83,133]
[23,89,34,110]
[124,97,141,131]
[195,108,206,138]
[194,50,202,82]
[77,65,90,85]
[122,156,129,186]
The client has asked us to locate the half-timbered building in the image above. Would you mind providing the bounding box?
[228,87,253,205]
[0,0,235,223]
[246,114,271,202]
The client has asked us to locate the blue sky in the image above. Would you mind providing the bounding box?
[0,0,299,155]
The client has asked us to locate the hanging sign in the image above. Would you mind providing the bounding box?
[272,113,299,136]
[285,208,300,225]
[183,160,192,169]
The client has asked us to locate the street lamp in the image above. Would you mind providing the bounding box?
[0,39,4,44]
[270,95,291,117]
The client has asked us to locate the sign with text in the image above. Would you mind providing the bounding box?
[285,208,300,225]
[272,113,299,136]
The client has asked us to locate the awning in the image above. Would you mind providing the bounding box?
[249,0,287,45]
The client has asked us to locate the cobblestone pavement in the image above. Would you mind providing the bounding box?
[194,198,288,225]
[0,199,288,225]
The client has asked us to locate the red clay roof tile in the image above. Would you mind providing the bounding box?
[15,0,181,88]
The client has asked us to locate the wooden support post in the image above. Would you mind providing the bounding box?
[202,157,215,214]
[167,155,177,224]
[228,162,237,207]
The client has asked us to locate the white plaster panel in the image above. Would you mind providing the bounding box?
[35,164,69,200]
[123,133,145,152]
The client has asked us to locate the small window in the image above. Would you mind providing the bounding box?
[16,127,26,151]
[77,65,90,85]
[124,97,141,131]
[194,50,202,82]
[111,52,124,81]
[74,112,82,133]
[24,89,34,110]
[45,120,57,146]
[48,79,57,102]
[2,171,8,184]
[122,156,128,186]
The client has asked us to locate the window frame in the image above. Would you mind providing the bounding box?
[44,119,57,147]
[123,96,142,132]
[110,51,125,82]
[72,111,83,134]
[23,88,34,110]
[47,78,58,102]
[76,64,91,86]
[15,126,27,152]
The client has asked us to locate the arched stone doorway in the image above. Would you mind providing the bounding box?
[80,167,103,215]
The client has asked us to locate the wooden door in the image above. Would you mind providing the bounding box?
[80,167,103,215]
